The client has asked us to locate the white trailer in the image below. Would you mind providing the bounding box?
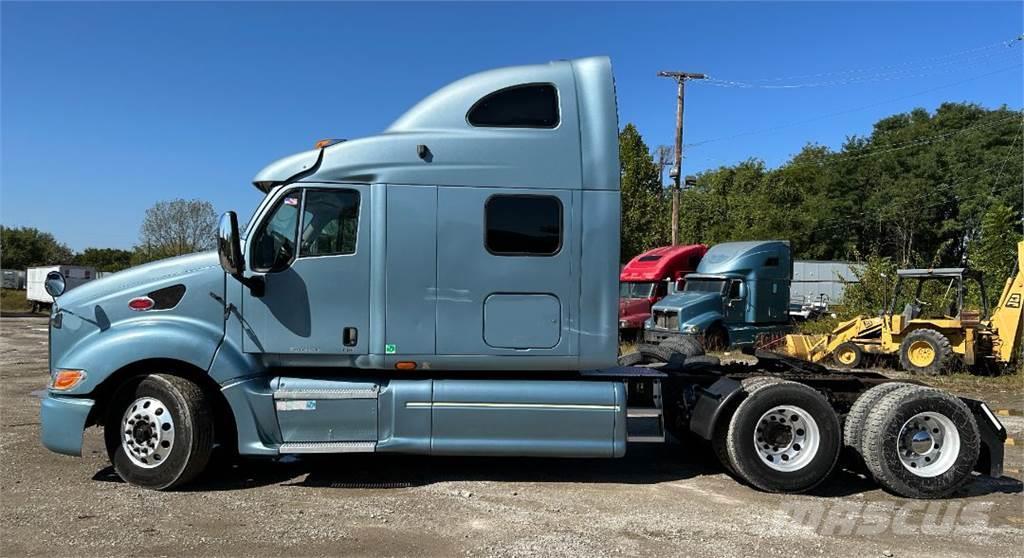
[26,265,97,312]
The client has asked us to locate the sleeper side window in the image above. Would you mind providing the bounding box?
[467,84,559,128]
[251,192,301,272]
[299,190,360,257]
[485,195,562,256]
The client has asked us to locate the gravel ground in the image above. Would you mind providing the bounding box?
[2,316,1022,557]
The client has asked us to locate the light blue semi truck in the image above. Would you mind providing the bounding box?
[643,241,794,349]
[39,57,1005,499]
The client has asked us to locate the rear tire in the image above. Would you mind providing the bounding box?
[833,342,864,369]
[725,381,841,493]
[104,374,214,490]
[843,382,911,461]
[899,329,953,375]
[861,385,980,499]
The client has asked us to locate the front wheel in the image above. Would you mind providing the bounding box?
[104,374,214,490]
[833,342,864,369]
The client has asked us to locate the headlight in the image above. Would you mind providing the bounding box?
[684,325,701,334]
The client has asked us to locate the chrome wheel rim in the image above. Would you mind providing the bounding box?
[754,405,820,472]
[897,411,959,477]
[120,397,174,468]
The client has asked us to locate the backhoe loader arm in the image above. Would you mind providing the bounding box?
[990,241,1024,364]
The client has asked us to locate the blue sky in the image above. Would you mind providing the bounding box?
[2,2,1021,251]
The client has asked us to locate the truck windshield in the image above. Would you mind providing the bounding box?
[684,279,726,294]
[619,281,656,298]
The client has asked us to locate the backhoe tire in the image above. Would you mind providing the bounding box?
[899,329,954,375]
[725,381,842,493]
[861,385,980,499]
[833,342,864,369]
[712,376,784,474]
[104,374,214,490]
[843,382,912,460]
[659,335,705,358]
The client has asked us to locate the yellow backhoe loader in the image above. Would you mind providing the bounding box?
[784,241,1023,375]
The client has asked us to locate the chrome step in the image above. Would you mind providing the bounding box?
[627,408,663,418]
[278,441,377,454]
[274,386,379,400]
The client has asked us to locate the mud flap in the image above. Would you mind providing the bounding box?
[961,397,1006,478]
[689,377,743,440]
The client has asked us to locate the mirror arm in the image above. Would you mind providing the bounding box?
[235,274,265,297]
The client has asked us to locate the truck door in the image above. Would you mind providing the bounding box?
[241,185,370,355]
[724,279,746,324]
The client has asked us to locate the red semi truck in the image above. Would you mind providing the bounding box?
[619,244,707,337]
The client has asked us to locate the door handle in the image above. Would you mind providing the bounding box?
[343,327,358,347]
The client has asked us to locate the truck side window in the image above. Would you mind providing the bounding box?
[728,280,742,299]
[299,190,360,257]
[485,195,562,256]
[251,192,301,272]
[467,84,559,128]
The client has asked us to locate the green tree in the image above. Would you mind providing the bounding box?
[619,123,668,262]
[969,203,1023,304]
[135,198,218,264]
[74,247,134,272]
[0,226,74,269]
[674,103,1022,269]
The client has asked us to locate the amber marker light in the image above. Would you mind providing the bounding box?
[395,361,417,370]
[51,369,86,391]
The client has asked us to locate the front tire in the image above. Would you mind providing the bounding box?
[104,374,214,490]
[725,381,841,493]
[833,342,864,369]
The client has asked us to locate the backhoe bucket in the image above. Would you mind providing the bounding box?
[782,334,829,362]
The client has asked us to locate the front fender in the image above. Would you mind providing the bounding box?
[680,311,723,333]
[53,317,223,395]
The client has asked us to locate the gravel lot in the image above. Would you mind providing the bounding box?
[2,316,1022,557]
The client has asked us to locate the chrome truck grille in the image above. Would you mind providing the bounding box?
[652,310,679,330]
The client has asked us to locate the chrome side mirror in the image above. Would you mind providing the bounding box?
[44,271,66,298]
[217,212,244,277]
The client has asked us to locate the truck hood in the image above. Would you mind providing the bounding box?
[652,291,722,323]
[56,251,221,311]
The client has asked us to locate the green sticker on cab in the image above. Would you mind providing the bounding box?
[385,344,397,354]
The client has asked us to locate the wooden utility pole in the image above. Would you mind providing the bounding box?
[657,71,705,245]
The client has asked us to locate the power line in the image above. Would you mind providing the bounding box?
[724,35,1022,85]
[702,35,1023,89]
[684,64,1022,150]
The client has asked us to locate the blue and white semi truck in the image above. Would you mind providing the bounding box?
[39,57,1005,499]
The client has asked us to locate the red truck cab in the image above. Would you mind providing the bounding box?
[619,244,707,336]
